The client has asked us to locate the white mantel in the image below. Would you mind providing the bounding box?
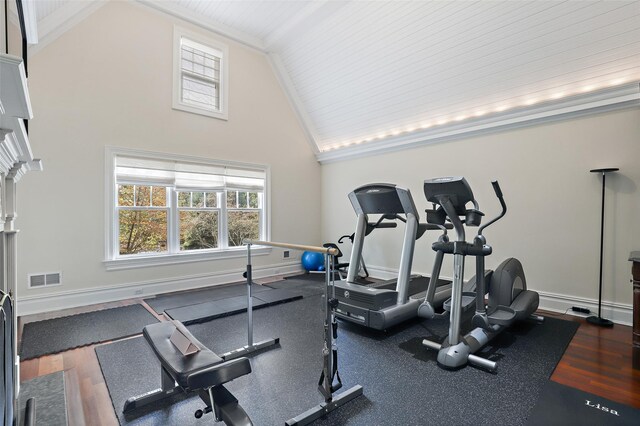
[0,53,41,183]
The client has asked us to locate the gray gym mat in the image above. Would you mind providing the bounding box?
[164,295,266,324]
[96,294,579,425]
[18,371,67,426]
[164,289,303,324]
[20,304,158,360]
[254,287,303,304]
[143,282,271,315]
[526,380,640,425]
[266,276,326,297]
[284,272,340,281]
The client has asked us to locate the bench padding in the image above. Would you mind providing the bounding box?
[143,322,250,390]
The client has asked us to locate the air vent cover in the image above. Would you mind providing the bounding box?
[28,272,62,288]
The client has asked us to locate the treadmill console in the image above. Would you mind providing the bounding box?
[349,183,418,217]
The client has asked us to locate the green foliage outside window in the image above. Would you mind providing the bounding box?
[180,211,219,250]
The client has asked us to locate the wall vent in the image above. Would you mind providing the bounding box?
[28,272,62,289]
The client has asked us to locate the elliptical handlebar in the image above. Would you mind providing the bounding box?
[338,234,353,244]
[478,180,507,235]
[491,180,503,198]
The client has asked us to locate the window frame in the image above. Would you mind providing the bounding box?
[104,147,270,271]
[172,26,229,120]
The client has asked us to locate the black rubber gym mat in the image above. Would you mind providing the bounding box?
[164,295,267,324]
[143,281,271,315]
[266,277,326,297]
[284,272,337,281]
[96,294,579,426]
[526,380,640,425]
[20,304,158,360]
[164,289,302,325]
[254,287,302,304]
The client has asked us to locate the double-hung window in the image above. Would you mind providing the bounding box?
[106,148,268,269]
[173,27,229,120]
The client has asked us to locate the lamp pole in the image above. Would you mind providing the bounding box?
[587,167,618,327]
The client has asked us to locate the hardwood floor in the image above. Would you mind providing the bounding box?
[546,311,640,408]
[18,298,161,426]
[18,301,640,425]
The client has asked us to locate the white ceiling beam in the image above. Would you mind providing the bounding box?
[263,1,348,52]
[136,0,266,52]
[267,53,321,155]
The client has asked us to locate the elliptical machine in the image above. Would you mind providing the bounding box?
[323,233,370,280]
[421,177,543,372]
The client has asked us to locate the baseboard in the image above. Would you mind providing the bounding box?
[17,261,304,316]
[537,290,632,326]
[366,265,633,326]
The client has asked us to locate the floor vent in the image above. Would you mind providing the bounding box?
[28,272,62,288]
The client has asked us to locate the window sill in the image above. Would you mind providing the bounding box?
[103,246,272,271]
[172,101,228,120]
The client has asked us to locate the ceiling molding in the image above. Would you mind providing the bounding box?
[266,53,321,155]
[135,0,265,52]
[29,0,108,56]
[316,82,640,164]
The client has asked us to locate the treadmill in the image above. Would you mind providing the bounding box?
[333,183,453,330]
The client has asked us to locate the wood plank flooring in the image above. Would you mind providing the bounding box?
[18,299,640,425]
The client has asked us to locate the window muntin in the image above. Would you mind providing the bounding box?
[111,153,267,261]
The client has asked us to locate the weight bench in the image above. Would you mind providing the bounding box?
[123,321,253,425]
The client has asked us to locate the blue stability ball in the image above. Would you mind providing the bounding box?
[301,251,325,271]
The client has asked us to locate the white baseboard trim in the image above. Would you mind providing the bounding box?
[537,290,632,326]
[366,265,633,326]
[17,261,304,316]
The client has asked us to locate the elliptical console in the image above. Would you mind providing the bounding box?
[421,177,543,372]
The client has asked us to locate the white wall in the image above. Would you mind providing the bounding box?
[321,108,640,322]
[16,1,320,313]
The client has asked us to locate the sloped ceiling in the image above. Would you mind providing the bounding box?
[31,0,640,159]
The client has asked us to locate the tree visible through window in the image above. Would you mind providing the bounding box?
[179,191,219,251]
[227,191,261,246]
[118,185,168,255]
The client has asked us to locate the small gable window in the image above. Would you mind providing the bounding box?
[173,27,228,120]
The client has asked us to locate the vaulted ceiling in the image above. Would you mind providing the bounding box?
[31,1,640,160]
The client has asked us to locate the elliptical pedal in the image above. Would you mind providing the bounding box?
[486,306,516,327]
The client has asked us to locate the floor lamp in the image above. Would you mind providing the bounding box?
[587,167,618,327]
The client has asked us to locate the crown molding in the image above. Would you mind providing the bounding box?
[316,82,640,164]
